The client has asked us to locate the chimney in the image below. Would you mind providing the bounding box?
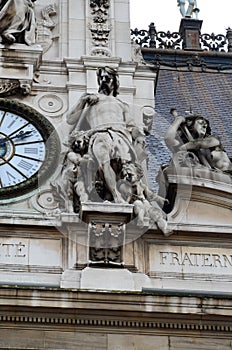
[179,18,203,50]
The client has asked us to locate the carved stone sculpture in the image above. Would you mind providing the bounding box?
[165,109,232,173]
[0,0,37,45]
[118,162,172,236]
[89,222,124,265]
[36,3,57,53]
[131,42,146,65]
[51,131,91,213]
[89,0,111,56]
[66,67,145,204]
[0,78,32,96]
[53,67,171,234]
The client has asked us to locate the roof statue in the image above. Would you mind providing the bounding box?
[177,0,199,19]
[164,108,232,174]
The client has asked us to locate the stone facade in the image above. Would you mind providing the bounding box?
[0,0,232,349]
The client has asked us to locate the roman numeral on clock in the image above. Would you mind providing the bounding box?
[17,159,33,171]
[24,147,38,154]
[6,171,17,182]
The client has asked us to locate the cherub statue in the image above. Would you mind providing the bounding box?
[52,131,91,213]
[118,162,172,236]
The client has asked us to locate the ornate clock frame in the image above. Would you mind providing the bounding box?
[0,98,60,199]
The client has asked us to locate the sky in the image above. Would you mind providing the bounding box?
[130,0,232,35]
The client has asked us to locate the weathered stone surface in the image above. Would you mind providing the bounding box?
[81,267,135,291]
[108,334,169,350]
[170,337,231,350]
[44,331,107,350]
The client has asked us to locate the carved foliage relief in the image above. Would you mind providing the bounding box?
[89,0,111,56]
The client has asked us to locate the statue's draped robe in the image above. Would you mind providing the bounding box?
[0,0,36,45]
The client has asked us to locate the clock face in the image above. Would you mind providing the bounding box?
[0,99,60,199]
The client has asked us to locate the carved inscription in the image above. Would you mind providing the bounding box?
[149,245,232,276]
[160,251,232,268]
[0,242,26,258]
[0,238,61,267]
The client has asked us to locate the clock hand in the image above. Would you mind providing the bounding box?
[0,131,33,145]
[12,130,33,140]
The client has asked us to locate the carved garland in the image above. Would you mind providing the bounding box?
[89,0,111,56]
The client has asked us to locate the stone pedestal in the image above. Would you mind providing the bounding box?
[179,18,203,50]
[0,44,42,96]
[60,267,152,291]
[80,202,133,267]
[80,202,133,223]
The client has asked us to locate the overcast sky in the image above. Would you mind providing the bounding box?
[130,0,232,34]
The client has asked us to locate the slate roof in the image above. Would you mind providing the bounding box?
[147,68,232,190]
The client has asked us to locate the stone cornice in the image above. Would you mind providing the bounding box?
[0,287,232,313]
[142,47,232,73]
[0,287,232,332]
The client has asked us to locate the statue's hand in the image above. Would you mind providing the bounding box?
[174,115,185,124]
[82,94,99,106]
[154,195,169,207]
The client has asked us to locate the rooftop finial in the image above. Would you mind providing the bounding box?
[177,0,200,19]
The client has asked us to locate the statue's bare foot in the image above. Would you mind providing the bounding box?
[163,228,173,237]
[137,219,144,226]
[157,219,173,237]
[2,33,16,43]
[114,193,127,204]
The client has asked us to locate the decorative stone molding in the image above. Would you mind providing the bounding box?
[89,0,112,56]
[0,79,20,96]
[90,0,109,20]
[35,93,67,117]
[0,314,231,333]
[0,78,32,96]
[0,44,42,98]
[89,222,125,265]
[35,189,59,212]
[89,22,111,46]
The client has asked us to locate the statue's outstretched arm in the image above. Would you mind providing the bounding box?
[180,135,221,151]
